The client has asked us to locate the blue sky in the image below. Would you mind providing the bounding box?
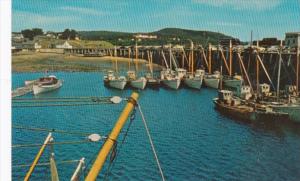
[12,0,300,41]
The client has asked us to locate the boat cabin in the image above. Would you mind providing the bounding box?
[258,83,271,96]
[127,71,136,80]
[195,69,205,77]
[237,85,252,100]
[176,68,187,79]
[218,90,233,101]
[285,85,297,96]
[38,75,58,85]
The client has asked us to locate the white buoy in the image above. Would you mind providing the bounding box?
[110,96,122,104]
[88,134,101,142]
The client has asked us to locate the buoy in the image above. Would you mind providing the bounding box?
[88,134,102,142]
[110,96,122,104]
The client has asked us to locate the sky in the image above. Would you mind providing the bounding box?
[12,0,300,41]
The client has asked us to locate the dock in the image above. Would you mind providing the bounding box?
[12,83,34,98]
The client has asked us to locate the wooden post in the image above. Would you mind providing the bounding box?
[85,93,139,181]
[208,43,212,74]
[24,133,52,181]
[297,47,299,95]
[229,40,232,76]
[256,53,259,91]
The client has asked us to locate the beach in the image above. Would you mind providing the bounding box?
[12,51,161,72]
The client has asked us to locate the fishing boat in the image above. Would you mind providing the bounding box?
[183,69,205,90]
[127,70,147,89]
[32,75,63,95]
[161,69,181,89]
[145,51,160,88]
[204,71,220,89]
[145,73,160,88]
[104,70,127,90]
[214,90,289,122]
[222,74,244,91]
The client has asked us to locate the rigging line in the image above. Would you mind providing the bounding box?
[12,99,108,103]
[137,103,166,181]
[12,140,100,148]
[12,125,95,136]
[12,102,112,108]
[103,108,136,181]
[12,159,80,168]
[12,96,113,100]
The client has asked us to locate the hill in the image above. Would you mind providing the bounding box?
[78,28,235,46]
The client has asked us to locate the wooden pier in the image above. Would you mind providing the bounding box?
[12,84,33,98]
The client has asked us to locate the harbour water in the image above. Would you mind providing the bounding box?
[12,72,300,181]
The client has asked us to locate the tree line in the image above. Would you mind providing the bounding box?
[21,28,78,40]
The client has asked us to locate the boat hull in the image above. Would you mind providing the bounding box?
[223,79,243,90]
[33,80,63,95]
[146,79,160,88]
[204,78,219,89]
[130,78,147,89]
[184,78,203,90]
[162,79,181,90]
[108,79,127,90]
[271,104,300,123]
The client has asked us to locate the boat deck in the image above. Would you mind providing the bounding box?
[12,84,33,98]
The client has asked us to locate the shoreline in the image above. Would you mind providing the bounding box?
[12,52,162,73]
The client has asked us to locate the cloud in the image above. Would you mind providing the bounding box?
[13,10,77,30]
[193,0,282,11]
[60,6,105,16]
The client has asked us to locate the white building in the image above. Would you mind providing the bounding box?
[285,32,300,48]
[56,41,72,49]
[134,34,157,39]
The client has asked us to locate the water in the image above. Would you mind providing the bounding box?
[12,72,300,181]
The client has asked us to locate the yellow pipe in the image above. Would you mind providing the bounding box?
[24,133,52,181]
[85,92,139,181]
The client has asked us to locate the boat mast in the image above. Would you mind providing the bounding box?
[276,41,283,97]
[256,51,260,92]
[208,43,212,74]
[169,44,172,70]
[135,41,138,73]
[191,41,194,74]
[297,47,299,95]
[229,40,232,76]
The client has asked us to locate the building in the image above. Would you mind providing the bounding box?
[56,41,73,49]
[253,38,283,48]
[219,38,241,46]
[134,34,157,39]
[20,41,42,50]
[12,33,24,43]
[285,32,300,48]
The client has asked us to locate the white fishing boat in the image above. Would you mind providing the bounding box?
[184,69,205,90]
[130,77,147,89]
[162,76,181,90]
[223,74,244,91]
[204,71,220,89]
[104,70,127,90]
[32,75,63,95]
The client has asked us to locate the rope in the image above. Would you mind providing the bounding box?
[12,102,112,108]
[12,125,97,136]
[12,159,80,168]
[137,103,166,181]
[12,140,99,148]
[103,108,136,181]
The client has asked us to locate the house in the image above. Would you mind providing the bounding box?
[56,41,73,49]
[134,34,157,39]
[21,41,42,50]
[285,32,300,48]
[12,33,24,43]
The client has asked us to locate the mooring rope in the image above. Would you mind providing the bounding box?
[12,159,80,168]
[137,103,166,181]
[12,96,121,107]
[12,140,98,148]
[12,125,97,136]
